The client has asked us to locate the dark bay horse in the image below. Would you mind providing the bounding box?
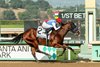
[12,21,80,61]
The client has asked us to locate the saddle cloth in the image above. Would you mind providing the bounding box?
[37,26,51,39]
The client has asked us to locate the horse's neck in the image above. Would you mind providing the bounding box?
[52,30,58,35]
[58,26,69,37]
[51,25,69,38]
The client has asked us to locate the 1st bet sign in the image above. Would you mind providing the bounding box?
[59,12,85,19]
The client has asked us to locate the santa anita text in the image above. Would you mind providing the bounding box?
[0,45,30,58]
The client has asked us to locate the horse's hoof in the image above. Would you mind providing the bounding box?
[48,55,51,59]
[57,54,63,57]
[36,60,40,63]
[74,53,77,55]
[57,54,62,57]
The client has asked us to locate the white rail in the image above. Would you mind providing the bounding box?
[0,37,14,41]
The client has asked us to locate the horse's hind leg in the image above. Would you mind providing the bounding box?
[24,38,39,62]
[31,47,39,62]
[37,49,51,59]
[57,48,66,57]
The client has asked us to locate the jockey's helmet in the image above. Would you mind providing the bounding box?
[56,18,62,23]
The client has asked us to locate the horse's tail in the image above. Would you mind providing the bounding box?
[12,33,24,44]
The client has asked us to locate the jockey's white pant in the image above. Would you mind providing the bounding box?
[42,22,53,29]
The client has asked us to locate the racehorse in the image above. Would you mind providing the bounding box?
[12,20,80,62]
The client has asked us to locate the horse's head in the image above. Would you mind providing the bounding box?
[68,21,80,37]
[62,21,80,37]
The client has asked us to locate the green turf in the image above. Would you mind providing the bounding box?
[57,50,80,61]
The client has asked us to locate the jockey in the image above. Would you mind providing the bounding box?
[42,17,62,33]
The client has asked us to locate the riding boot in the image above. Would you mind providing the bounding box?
[45,28,53,46]
[45,30,48,46]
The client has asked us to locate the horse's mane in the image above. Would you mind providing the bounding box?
[62,21,72,25]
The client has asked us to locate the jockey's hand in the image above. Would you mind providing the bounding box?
[52,23,60,30]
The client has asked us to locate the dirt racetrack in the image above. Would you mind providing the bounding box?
[0,61,100,67]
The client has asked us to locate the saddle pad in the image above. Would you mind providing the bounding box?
[37,26,46,38]
[37,26,51,39]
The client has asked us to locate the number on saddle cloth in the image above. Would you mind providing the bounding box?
[37,26,51,39]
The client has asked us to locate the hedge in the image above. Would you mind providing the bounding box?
[0,20,24,25]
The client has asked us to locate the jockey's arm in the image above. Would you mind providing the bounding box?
[52,22,60,30]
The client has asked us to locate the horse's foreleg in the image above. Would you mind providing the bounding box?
[63,44,76,54]
[57,48,66,57]
[54,43,76,57]
[57,44,76,57]
[67,46,76,55]
[54,44,67,57]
